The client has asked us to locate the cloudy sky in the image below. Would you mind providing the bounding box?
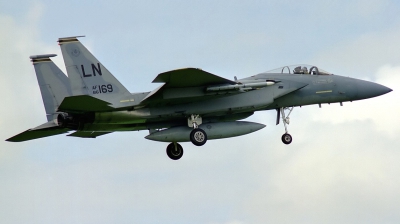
[1,1,399,223]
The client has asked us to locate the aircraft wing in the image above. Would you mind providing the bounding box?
[152,68,236,88]
[6,121,69,142]
[141,68,236,104]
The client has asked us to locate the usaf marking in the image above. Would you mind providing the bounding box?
[92,84,113,94]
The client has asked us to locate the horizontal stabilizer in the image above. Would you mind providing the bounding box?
[152,68,236,88]
[58,95,113,112]
[6,122,69,142]
[68,131,111,138]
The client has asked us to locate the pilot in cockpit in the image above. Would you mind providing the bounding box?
[293,66,309,74]
[302,66,309,74]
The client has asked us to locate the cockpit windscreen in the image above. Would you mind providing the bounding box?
[265,64,332,75]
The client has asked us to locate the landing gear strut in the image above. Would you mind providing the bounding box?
[166,142,183,160]
[188,114,207,146]
[277,107,294,144]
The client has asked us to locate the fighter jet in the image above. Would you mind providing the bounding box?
[6,36,392,160]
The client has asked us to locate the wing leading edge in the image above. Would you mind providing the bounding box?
[152,68,236,88]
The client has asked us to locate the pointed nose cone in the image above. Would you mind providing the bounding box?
[356,80,392,100]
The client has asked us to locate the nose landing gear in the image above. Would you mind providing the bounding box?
[277,107,294,145]
[281,133,292,144]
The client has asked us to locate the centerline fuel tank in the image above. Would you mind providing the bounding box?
[145,121,265,142]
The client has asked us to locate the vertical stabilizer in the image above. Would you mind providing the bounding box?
[58,36,133,107]
[30,54,72,121]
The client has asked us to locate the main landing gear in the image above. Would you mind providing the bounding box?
[166,142,183,160]
[188,114,208,146]
[190,128,207,146]
[277,107,294,145]
[165,114,208,160]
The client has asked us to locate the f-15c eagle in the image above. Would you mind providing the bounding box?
[6,36,392,160]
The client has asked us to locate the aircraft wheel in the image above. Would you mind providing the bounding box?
[166,142,183,160]
[281,133,292,145]
[190,128,207,146]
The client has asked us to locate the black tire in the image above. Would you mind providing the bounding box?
[281,133,292,145]
[166,142,183,160]
[190,128,207,146]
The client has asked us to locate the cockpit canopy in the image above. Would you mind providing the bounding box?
[265,64,332,75]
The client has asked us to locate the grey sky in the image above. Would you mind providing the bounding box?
[1,1,399,223]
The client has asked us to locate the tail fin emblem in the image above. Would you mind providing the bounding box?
[71,48,80,57]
